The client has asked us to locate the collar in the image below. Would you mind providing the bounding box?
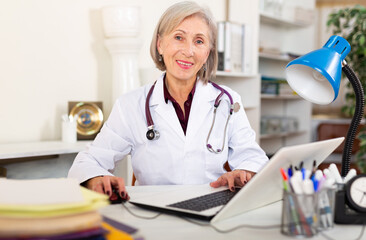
[163,75,197,104]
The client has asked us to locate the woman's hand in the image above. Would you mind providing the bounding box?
[210,170,255,192]
[84,175,129,200]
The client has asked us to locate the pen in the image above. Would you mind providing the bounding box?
[323,168,333,181]
[281,168,301,235]
[280,168,289,191]
[287,165,293,178]
[328,164,343,184]
[302,179,317,230]
[344,169,357,183]
[301,168,306,180]
[315,170,323,181]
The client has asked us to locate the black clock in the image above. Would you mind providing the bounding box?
[334,174,366,224]
[345,174,366,213]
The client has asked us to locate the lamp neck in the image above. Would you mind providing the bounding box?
[342,60,347,67]
[341,64,364,177]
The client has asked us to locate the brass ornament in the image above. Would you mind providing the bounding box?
[69,102,104,136]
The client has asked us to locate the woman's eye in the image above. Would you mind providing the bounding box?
[196,39,204,44]
[175,36,182,40]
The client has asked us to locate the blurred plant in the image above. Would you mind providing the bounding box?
[327,5,366,173]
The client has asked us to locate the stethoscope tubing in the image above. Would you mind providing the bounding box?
[145,78,234,153]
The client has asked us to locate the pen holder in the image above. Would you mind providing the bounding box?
[281,187,336,237]
[281,190,319,237]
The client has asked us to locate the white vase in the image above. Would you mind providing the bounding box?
[102,6,140,38]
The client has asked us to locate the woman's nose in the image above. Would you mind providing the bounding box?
[181,42,194,57]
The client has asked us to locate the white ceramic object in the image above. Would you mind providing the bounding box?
[102,6,140,37]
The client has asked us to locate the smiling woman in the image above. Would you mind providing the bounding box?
[150,1,218,84]
[68,1,268,200]
[157,15,211,110]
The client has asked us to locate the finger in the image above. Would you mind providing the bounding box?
[92,178,105,194]
[102,176,112,196]
[246,171,255,182]
[239,171,246,185]
[113,177,127,199]
[233,171,245,187]
[226,174,235,192]
[210,176,227,188]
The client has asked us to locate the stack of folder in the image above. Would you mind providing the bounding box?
[0,178,137,240]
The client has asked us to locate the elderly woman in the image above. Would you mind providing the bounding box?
[68,1,268,201]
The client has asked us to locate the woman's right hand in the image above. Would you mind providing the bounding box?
[84,175,129,200]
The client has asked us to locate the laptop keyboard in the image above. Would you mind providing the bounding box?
[167,188,240,212]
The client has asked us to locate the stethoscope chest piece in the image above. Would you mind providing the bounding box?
[146,128,160,140]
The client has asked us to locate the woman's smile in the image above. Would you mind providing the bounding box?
[176,60,194,69]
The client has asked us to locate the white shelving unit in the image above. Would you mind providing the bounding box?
[212,0,261,142]
[258,0,316,155]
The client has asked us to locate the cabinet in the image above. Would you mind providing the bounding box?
[0,141,91,179]
[258,0,315,155]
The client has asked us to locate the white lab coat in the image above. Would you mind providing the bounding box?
[68,73,268,185]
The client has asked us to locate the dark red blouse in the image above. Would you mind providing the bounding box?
[163,79,196,135]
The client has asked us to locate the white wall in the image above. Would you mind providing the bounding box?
[0,0,226,143]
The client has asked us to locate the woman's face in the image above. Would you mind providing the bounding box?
[157,15,210,84]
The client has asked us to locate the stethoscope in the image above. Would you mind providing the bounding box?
[145,80,235,154]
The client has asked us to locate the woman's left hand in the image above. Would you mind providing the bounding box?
[210,170,255,192]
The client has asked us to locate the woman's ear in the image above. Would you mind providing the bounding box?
[157,34,163,55]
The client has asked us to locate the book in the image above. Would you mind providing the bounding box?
[230,23,243,72]
[0,181,109,218]
[0,210,102,238]
[0,178,110,239]
[242,24,252,74]
[217,22,225,71]
[217,21,250,73]
[224,21,232,72]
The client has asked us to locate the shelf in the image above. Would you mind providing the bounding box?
[259,52,293,62]
[260,130,307,139]
[261,94,301,100]
[0,141,92,161]
[259,12,311,28]
[216,71,257,78]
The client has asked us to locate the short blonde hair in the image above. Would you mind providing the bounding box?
[150,1,217,83]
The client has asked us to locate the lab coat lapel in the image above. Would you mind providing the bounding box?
[149,75,185,141]
[186,80,216,142]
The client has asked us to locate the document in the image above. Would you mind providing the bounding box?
[0,178,83,205]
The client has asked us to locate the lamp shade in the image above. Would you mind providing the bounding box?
[285,35,351,105]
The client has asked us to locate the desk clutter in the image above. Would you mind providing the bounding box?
[0,178,138,240]
[280,162,342,237]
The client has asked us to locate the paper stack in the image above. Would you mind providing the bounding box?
[0,178,110,239]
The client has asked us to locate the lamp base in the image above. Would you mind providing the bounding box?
[334,190,366,224]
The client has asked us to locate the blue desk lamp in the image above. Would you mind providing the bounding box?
[285,35,364,178]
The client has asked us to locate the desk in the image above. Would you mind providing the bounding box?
[100,185,365,240]
[0,141,91,179]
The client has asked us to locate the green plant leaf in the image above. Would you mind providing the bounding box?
[360,35,366,46]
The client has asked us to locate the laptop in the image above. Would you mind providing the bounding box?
[129,137,344,224]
